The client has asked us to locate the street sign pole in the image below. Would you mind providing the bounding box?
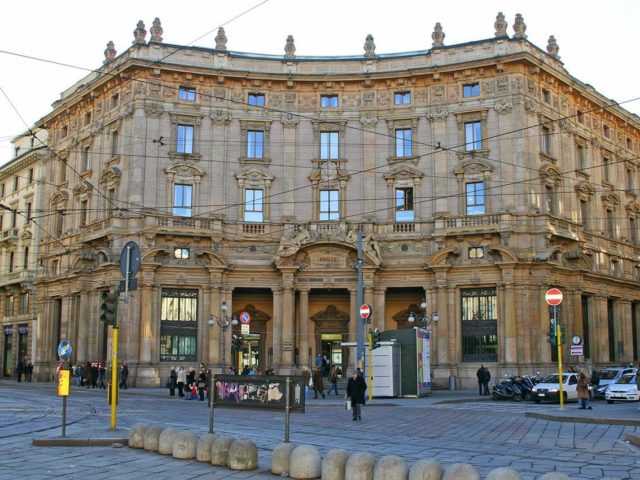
[555,304,564,409]
[110,325,119,430]
[367,329,373,402]
[355,231,365,371]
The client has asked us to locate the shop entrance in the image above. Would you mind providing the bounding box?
[237,334,261,373]
[3,329,13,377]
[320,333,344,371]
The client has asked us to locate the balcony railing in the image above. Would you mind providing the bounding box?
[0,228,19,243]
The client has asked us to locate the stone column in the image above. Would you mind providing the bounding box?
[59,296,72,341]
[434,279,449,366]
[298,288,310,369]
[503,283,516,365]
[537,287,551,364]
[86,291,99,361]
[222,287,233,368]
[373,287,386,332]
[271,287,282,369]
[281,273,295,373]
[76,290,90,363]
[136,281,159,386]
[447,286,458,365]
[208,286,222,368]
[593,296,609,363]
[618,300,633,363]
[349,288,358,371]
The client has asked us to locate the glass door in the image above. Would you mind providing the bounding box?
[3,330,13,377]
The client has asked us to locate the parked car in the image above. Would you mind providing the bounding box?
[594,367,636,399]
[605,373,640,403]
[531,373,581,403]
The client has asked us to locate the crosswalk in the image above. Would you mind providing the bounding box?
[432,401,564,415]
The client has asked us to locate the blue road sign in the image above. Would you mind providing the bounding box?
[57,340,73,360]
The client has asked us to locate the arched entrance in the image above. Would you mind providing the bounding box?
[232,303,270,373]
[311,303,350,373]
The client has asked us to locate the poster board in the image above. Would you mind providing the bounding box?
[213,375,305,412]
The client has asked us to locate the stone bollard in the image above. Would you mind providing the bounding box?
[486,468,521,480]
[210,436,234,466]
[143,425,163,452]
[322,449,349,480]
[443,464,480,480]
[272,442,296,475]
[128,424,146,449]
[409,460,443,480]
[345,452,376,480]
[374,456,408,480]
[539,474,570,480]
[289,445,322,479]
[158,428,178,455]
[228,439,258,471]
[196,434,217,463]
[172,431,197,460]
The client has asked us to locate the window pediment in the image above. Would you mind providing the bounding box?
[165,163,205,181]
[454,159,493,177]
[50,189,70,205]
[601,192,620,207]
[383,166,424,183]
[235,167,274,185]
[539,163,562,185]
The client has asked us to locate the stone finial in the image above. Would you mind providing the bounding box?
[547,35,560,59]
[432,22,445,48]
[512,13,527,39]
[215,27,228,51]
[363,34,376,58]
[284,35,296,60]
[494,12,508,37]
[103,41,117,64]
[150,17,163,43]
[133,20,147,45]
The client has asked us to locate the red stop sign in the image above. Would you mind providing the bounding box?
[359,304,372,319]
[545,288,563,306]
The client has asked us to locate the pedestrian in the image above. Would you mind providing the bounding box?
[84,361,93,388]
[98,362,106,389]
[476,365,490,395]
[315,353,323,370]
[78,363,85,387]
[26,361,33,382]
[312,368,325,399]
[16,358,24,383]
[577,372,592,410]
[346,370,367,421]
[329,365,339,396]
[322,355,329,376]
[120,362,129,389]
[91,362,98,388]
[198,369,207,401]
[177,366,186,397]
[168,367,177,397]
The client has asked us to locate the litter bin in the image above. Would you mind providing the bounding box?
[448,375,456,391]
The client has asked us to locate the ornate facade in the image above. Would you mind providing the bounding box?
[28,14,640,387]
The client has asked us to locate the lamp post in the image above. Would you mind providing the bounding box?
[407,300,439,329]
[207,301,238,434]
[208,301,239,371]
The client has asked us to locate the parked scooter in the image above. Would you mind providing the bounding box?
[492,375,537,401]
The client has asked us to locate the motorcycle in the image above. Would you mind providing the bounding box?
[492,375,537,401]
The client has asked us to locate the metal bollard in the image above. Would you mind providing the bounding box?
[448,375,456,391]
[284,376,291,443]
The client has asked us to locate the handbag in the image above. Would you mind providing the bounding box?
[345,400,351,411]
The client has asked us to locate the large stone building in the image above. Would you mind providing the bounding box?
[0,129,48,377]
[28,13,640,387]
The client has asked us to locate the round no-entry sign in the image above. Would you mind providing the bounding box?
[239,311,250,324]
[359,304,372,320]
[545,288,563,306]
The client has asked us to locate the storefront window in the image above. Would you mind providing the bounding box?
[3,326,13,377]
[160,289,198,362]
[461,288,498,362]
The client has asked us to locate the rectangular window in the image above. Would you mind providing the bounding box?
[395,128,413,158]
[319,190,340,221]
[178,86,196,102]
[28,168,33,184]
[176,124,194,154]
[55,210,63,237]
[580,199,589,229]
[630,217,637,244]
[541,126,551,155]
[394,91,411,105]
[13,176,18,192]
[111,131,119,156]
[11,208,17,228]
[82,146,90,171]
[545,185,557,215]
[173,184,193,217]
[461,288,498,362]
[25,202,31,223]
[247,130,264,159]
[468,247,484,259]
[581,295,591,359]
[5,295,14,316]
[463,83,480,98]
[244,189,264,223]
[111,93,119,109]
[577,110,584,124]
[61,126,68,138]
[0,213,3,231]
[80,200,88,227]
[628,169,634,192]
[604,124,611,138]
[107,189,115,217]
[465,181,485,215]
[248,93,265,107]
[84,112,91,126]
[542,89,551,104]
[173,247,190,259]
[577,144,586,170]
[607,298,615,362]
[23,247,28,270]
[8,252,14,273]
[606,209,615,238]
[627,138,633,150]
[160,288,198,362]
[320,95,339,108]
[395,187,414,222]
[603,156,610,182]
[1,184,4,197]
[464,121,482,151]
[320,131,339,160]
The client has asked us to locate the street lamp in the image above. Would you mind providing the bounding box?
[208,301,239,369]
[407,299,439,328]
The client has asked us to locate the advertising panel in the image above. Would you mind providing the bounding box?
[213,375,305,412]
[416,328,432,396]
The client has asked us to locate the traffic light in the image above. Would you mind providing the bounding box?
[231,334,243,350]
[371,328,381,350]
[548,324,566,346]
[100,289,118,326]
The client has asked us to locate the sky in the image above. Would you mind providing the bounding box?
[1,0,638,164]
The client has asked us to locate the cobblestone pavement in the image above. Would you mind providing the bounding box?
[1,382,640,479]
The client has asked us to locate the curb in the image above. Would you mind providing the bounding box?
[624,433,640,447]
[32,438,129,447]
[525,412,640,427]
[434,397,490,405]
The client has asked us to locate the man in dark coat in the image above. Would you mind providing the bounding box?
[120,362,129,389]
[476,365,491,395]
[16,359,24,382]
[346,371,367,421]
